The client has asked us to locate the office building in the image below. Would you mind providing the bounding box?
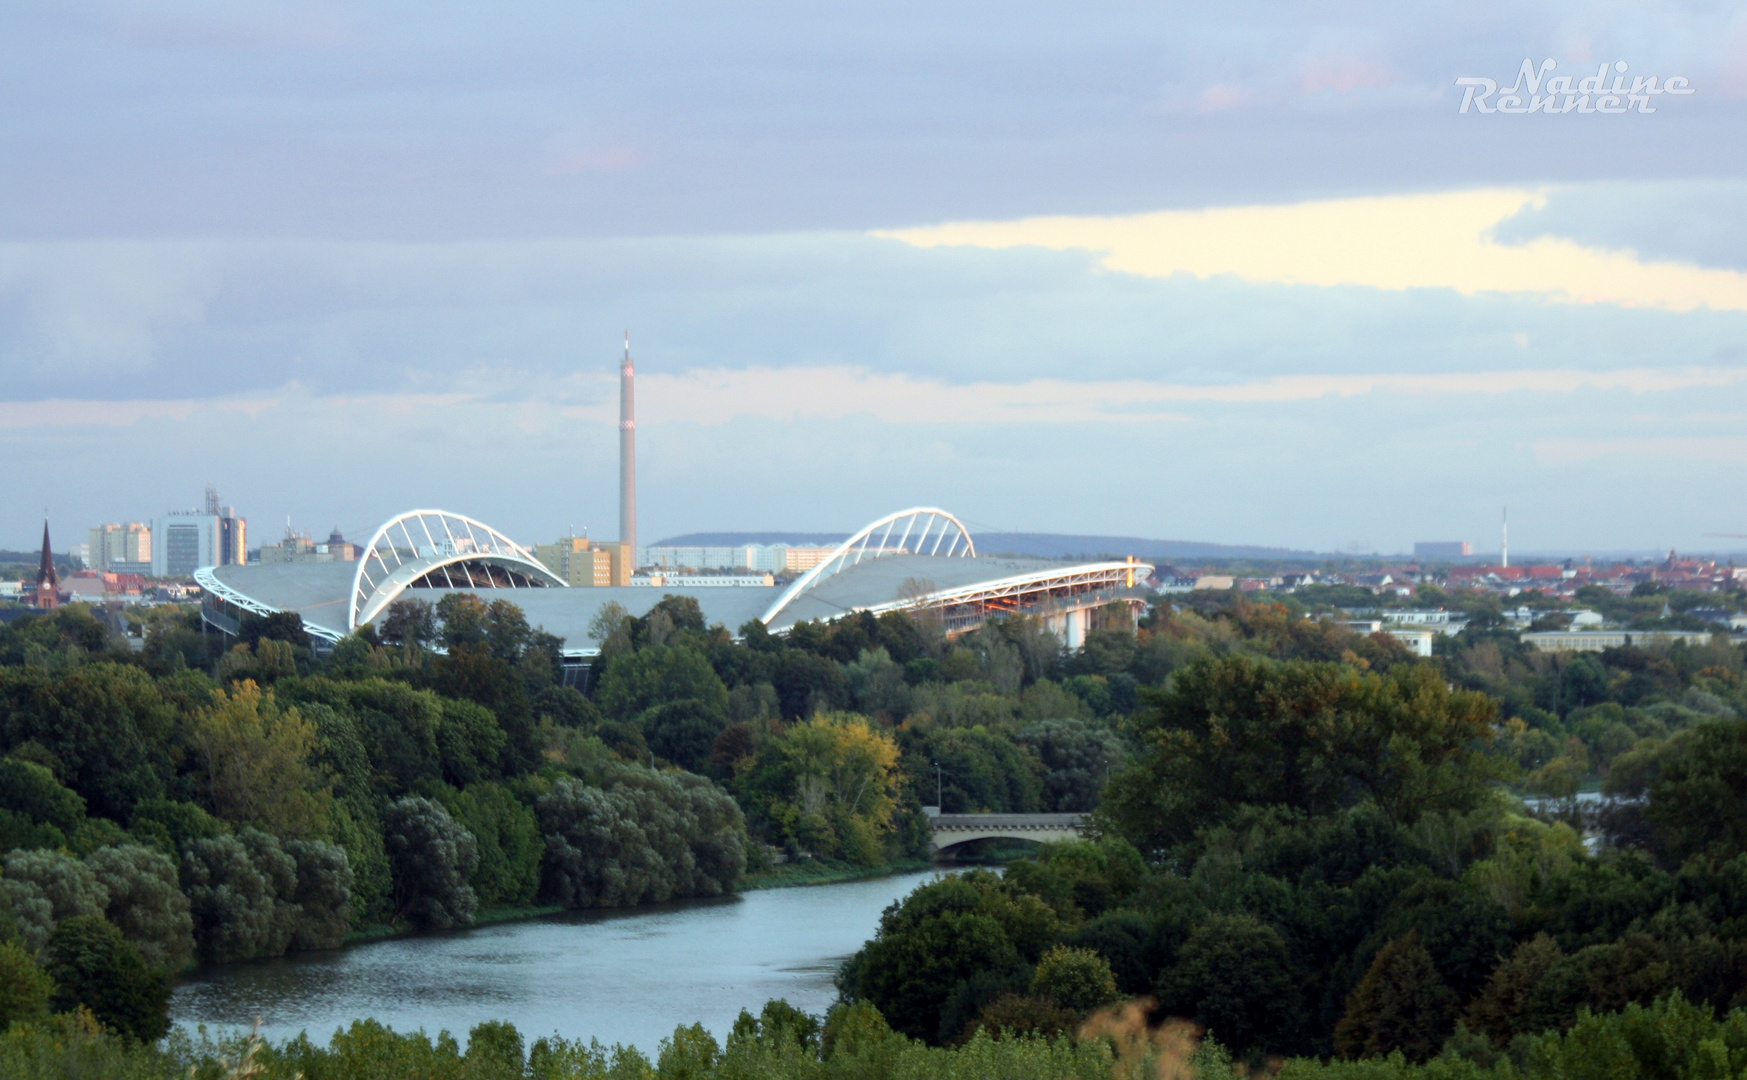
[151,512,220,577]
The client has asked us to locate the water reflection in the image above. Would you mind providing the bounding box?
[172,870,940,1051]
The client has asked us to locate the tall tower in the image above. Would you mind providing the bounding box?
[1501,507,1509,569]
[619,332,636,567]
[33,517,59,610]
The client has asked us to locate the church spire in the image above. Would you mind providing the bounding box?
[34,517,59,610]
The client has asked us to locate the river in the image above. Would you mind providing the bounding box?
[170,869,942,1051]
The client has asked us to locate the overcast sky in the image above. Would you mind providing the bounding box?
[3,1,1745,555]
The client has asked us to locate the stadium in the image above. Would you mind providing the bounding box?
[197,505,1152,678]
[196,348,1152,678]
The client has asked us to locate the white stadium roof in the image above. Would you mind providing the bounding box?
[199,506,1153,657]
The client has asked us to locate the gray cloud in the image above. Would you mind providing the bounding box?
[1493,180,1747,271]
[4,229,1745,401]
[0,2,1741,240]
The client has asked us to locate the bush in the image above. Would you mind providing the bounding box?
[83,844,193,971]
[1,849,107,955]
[1032,944,1120,1013]
[0,759,86,832]
[538,768,746,909]
[1333,932,1457,1062]
[436,782,541,908]
[284,839,354,950]
[181,830,300,963]
[44,915,170,1042]
[383,796,478,930]
[0,940,52,1029]
[1157,913,1301,1058]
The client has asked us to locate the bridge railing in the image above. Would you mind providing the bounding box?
[929,813,1085,830]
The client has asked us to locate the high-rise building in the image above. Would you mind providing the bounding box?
[88,522,152,571]
[206,485,247,566]
[535,536,615,587]
[151,512,220,577]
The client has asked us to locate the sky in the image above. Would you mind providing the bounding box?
[2,1,1745,556]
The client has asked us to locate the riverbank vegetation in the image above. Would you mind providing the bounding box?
[7,581,1747,1075]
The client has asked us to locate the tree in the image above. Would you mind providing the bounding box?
[538,769,745,909]
[1463,933,1563,1046]
[642,699,728,774]
[189,680,330,837]
[1031,944,1120,1013]
[0,940,52,1029]
[1156,913,1301,1058]
[1647,717,1747,861]
[1,848,108,955]
[181,830,300,963]
[734,714,903,864]
[595,644,729,722]
[84,844,193,971]
[436,782,541,907]
[435,698,509,786]
[45,915,170,1041]
[837,873,1044,1044]
[435,593,490,649]
[0,663,178,820]
[0,758,86,832]
[1102,656,1498,857]
[771,651,851,720]
[906,726,1044,815]
[284,839,354,950]
[484,599,533,662]
[1015,719,1128,812]
[238,610,311,651]
[1333,932,1457,1062]
[379,599,436,649]
[1066,909,1157,996]
[383,796,478,930]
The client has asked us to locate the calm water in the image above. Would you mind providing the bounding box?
[171,869,941,1051]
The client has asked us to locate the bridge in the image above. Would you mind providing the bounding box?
[926,811,1086,857]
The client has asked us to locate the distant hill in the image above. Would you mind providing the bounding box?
[974,533,1319,560]
[653,532,848,547]
[652,531,1317,560]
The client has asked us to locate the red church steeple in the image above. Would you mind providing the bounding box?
[32,518,59,610]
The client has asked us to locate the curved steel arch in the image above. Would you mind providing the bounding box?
[348,510,565,631]
[759,507,974,626]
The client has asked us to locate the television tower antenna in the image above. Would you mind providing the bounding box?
[1501,507,1509,569]
[619,332,636,564]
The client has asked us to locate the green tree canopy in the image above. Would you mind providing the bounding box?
[1101,655,1499,857]
[595,644,729,722]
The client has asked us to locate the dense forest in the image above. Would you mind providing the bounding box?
[4,581,1747,1077]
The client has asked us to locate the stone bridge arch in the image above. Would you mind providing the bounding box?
[927,812,1085,858]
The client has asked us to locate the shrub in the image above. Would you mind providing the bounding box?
[383,796,478,929]
[1032,944,1121,1014]
[83,844,193,971]
[0,940,52,1029]
[1157,913,1301,1058]
[1333,931,1457,1062]
[44,915,170,1042]
[538,769,745,910]
[284,839,354,950]
[181,830,299,963]
[0,849,107,956]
